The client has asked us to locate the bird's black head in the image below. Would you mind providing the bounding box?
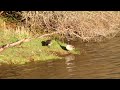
[41,40,52,46]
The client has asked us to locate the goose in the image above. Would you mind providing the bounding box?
[66,44,75,51]
[55,39,75,51]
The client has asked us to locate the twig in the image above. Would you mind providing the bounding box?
[0,11,4,16]
[0,38,31,53]
[0,31,62,53]
[37,31,60,38]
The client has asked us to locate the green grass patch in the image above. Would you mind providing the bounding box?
[0,17,80,65]
[0,37,80,65]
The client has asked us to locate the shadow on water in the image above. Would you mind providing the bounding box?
[1,36,120,78]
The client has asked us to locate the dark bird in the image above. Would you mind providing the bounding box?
[41,40,52,47]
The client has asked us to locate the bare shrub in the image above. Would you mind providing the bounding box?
[21,11,120,42]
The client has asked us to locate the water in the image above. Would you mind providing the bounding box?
[0,36,120,79]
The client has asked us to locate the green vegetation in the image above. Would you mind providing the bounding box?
[1,11,120,65]
[0,17,79,65]
[0,36,79,65]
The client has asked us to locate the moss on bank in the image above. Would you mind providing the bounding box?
[0,14,81,65]
[0,36,80,65]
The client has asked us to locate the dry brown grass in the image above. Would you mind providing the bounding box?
[7,11,120,42]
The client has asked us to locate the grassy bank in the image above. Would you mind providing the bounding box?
[0,19,79,65]
[0,37,79,65]
[1,11,120,65]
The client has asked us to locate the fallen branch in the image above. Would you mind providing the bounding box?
[0,31,61,53]
[37,31,61,38]
[0,38,31,53]
[72,32,93,41]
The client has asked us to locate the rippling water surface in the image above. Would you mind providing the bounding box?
[0,36,120,79]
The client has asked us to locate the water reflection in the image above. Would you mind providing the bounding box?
[65,54,77,78]
[1,36,120,78]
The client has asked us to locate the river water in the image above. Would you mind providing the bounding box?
[0,36,120,79]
